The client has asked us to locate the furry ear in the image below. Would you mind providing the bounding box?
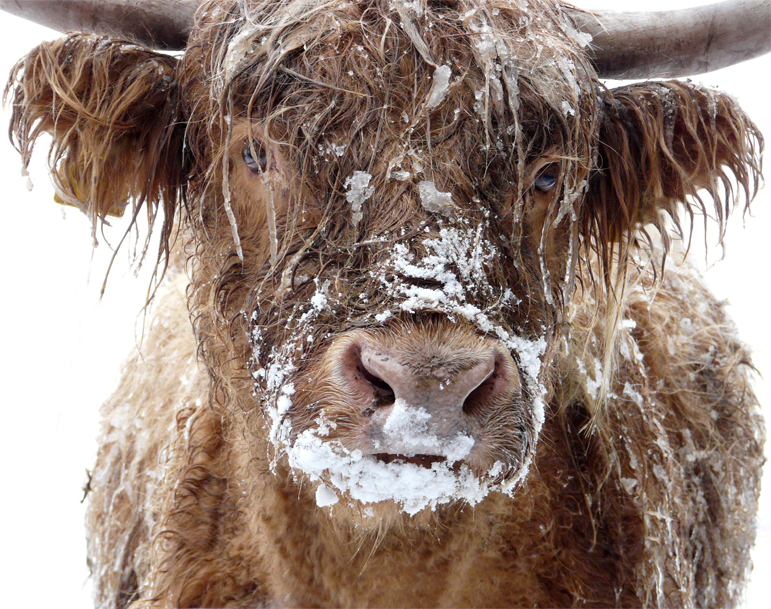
[583,80,763,274]
[5,34,185,257]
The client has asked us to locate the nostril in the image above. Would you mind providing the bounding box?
[462,352,519,415]
[462,362,496,415]
[357,361,396,407]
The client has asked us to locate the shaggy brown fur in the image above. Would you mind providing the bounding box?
[4,1,765,607]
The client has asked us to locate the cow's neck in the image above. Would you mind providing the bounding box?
[255,467,508,606]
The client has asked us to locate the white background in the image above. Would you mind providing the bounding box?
[0,1,768,605]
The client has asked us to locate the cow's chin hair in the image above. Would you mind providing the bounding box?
[309,485,452,533]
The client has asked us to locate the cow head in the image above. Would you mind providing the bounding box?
[5,0,763,522]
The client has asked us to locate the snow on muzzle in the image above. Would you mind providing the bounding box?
[276,321,542,514]
[282,323,535,514]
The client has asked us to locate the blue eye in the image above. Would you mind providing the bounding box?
[243,140,269,173]
[533,164,559,193]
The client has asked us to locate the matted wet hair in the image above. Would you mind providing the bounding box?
[5,0,761,297]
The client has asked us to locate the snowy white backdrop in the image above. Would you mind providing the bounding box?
[0,1,767,606]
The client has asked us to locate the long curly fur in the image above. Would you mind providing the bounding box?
[4,1,765,607]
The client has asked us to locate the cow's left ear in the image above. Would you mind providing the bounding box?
[584,81,762,257]
[5,34,185,242]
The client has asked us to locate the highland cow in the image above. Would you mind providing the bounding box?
[2,0,768,607]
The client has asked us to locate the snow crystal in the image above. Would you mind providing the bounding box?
[623,382,644,408]
[374,310,392,323]
[426,65,452,110]
[620,478,638,494]
[344,171,374,227]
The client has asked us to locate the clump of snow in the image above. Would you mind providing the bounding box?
[318,142,346,159]
[426,65,452,110]
[620,477,638,494]
[473,89,485,116]
[21,165,33,191]
[418,181,456,216]
[379,399,474,462]
[396,0,424,18]
[577,356,603,401]
[623,382,644,408]
[563,19,593,48]
[315,484,339,507]
[310,279,329,311]
[344,171,374,227]
[288,431,494,515]
[556,57,580,97]
[374,310,392,323]
[269,383,295,445]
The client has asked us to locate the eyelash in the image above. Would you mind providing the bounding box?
[243,140,269,173]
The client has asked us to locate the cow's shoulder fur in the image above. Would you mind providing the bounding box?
[86,258,763,608]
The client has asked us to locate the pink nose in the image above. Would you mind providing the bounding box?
[359,345,496,416]
[331,331,521,457]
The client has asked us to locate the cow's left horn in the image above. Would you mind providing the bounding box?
[568,0,771,79]
[0,0,200,50]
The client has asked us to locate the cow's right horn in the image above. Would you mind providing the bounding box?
[569,0,771,79]
[0,0,201,50]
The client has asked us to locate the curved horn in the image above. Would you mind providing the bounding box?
[0,0,201,50]
[569,0,771,79]
[1,1,768,75]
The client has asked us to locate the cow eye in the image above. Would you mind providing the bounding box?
[242,140,269,173]
[533,164,560,193]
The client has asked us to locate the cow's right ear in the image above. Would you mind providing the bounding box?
[582,81,762,276]
[5,34,185,240]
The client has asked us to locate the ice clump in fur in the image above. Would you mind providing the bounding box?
[418,181,456,216]
[426,65,452,109]
[344,171,374,227]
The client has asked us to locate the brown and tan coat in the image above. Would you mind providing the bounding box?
[2,1,767,607]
